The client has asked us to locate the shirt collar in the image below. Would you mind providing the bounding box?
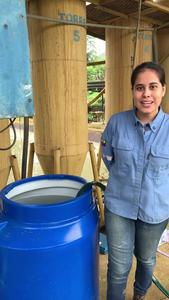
[133,107,165,133]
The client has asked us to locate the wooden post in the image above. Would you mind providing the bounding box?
[54,148,61,174]
[27,142,35,177]
[10,155,20,181]
[0,119,11,189]
[89,142,104,227]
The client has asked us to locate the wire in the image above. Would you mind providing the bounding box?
[0,118,16,133]
[0,118,17,151]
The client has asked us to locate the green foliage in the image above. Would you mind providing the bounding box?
[87,35,97,62]
[87,36,105,122]
[87,64,105,81]
[88,112,94,122]
[87,91,103,106]
[87,35,105,81]
[87,91,98,102]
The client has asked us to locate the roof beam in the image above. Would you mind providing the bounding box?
[138,7,157,15]
[143,0,169,14]
[129,7,163,25]
[95,5,128,19]
[94,7,163,26]
[85,0,101,4]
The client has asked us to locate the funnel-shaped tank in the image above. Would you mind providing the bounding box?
[105,19,152,120]
[157,28,169,113]
[28,0,88,175]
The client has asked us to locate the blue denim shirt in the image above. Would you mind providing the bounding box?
[101,107,169,224]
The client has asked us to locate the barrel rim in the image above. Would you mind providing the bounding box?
[0,174,93,223]
[1,174,86,199]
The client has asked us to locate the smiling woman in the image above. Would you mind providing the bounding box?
[101,61,169,300]
[131,62,166,123]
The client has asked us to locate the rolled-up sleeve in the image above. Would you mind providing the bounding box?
[101,120,114,171]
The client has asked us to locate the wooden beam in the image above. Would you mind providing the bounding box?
[98,12,162,26]
[143,1,169,14]
[85,0,101,4]
[129,7,164,25]
[99,0,116,4]
[95,5,128,19]
[132,14,163,25]
[88,88,105,107]
[87,60,105,66]
[136,7,157,16]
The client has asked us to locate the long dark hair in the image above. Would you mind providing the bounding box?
[131,61,166,89]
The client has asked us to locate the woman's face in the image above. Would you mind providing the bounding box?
[132,69,166,122]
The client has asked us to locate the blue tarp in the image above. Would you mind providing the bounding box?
[0,0,34,118]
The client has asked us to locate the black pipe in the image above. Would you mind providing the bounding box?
[21,117,29,179]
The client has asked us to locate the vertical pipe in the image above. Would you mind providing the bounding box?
[152,29,159,63]
[21,117,29,179]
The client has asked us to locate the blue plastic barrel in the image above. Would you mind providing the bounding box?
[0,174,99,300]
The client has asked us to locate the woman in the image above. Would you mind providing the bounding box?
[101,61,169,300]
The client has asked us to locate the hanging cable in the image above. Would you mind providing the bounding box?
[0,118,17,151]
[0,118,16,133]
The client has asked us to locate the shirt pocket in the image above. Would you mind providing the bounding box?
[111,138,134,175]
[147,147,169,179]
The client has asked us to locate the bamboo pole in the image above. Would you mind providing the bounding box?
[88,88,105,107]
[89,142,104,227]
[10,155,20,181]
[27,142,35,178]
[54,148,61,174]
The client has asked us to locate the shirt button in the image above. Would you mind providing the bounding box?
[152,126,156,130]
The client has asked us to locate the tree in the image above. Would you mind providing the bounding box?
[87,35,97,62]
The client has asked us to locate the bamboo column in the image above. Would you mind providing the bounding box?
[157,28,169,113]
[28,0,88,175]
[0,120,11,189]
[105,19,152,120]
